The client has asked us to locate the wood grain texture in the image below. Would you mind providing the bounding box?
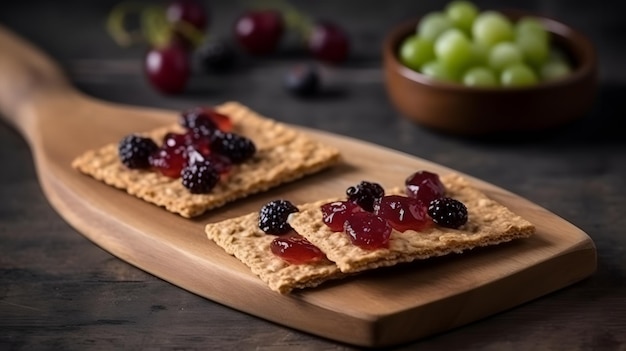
[0,24,597,347]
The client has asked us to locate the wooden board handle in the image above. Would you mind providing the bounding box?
[0,25,74,134]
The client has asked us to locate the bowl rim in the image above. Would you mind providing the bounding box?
[383,9,598,93]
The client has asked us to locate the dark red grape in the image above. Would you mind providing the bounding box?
[144,43,190,95]
[308,21,349,64]
[166,0,209,31]
[234,10,284,55]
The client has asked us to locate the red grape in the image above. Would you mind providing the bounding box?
[234,10,284,55]
[308,21,349,64]
[166,0,209,31]
[144,43,190,95]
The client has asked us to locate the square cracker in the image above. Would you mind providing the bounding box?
[71,101,341,218]
[205,209,344,294]
[287,173,536,274]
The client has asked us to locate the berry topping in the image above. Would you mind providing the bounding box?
[374,195,432,232]
[180,107,219,134]
[259,200,300,235]
[405,170,446,205]
[427,197,469,229]
[321,201,363,232]
[200,153,233,177]
[118,134,159,169]
[181,107,233,134]
[284,63,321,97]
[149,146,188,178]
[344,212,392,250]
[270,232,326,264]
[181,160,220,194]
[346,181,385,212]
[210,131,256,164]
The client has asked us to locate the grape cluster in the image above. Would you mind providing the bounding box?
[107,0,350,96]
[233,8,350,97]
[399,0,573,87]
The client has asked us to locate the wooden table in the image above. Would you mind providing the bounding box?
[1,0,625,349]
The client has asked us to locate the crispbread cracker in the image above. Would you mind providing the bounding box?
[205,209,344,294]
[288,173,535,273]
[206,173,534,293]
[72,102,341,218]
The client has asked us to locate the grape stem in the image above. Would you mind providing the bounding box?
[106,1,149,47]
[106,0,206,49]
[249,0,314,42]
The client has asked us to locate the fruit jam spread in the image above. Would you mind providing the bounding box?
[117,107,256,194]
[259,170,469,264]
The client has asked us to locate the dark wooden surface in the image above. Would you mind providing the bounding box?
[1,0,625,350]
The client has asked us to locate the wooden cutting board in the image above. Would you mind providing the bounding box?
[0,25,596,347]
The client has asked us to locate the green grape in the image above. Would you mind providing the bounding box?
[462,66,498,87]
[399,35,435,71]
[515,17,548,44]
[472,11,514,47]
[547,47,570,63]
[540,60,572,81]
[516,33,549,66]
[434,28,473,71]
[500,63,538,87]
[488,42,523,71]
[469,42,489,66]
[445,0,479,33]
[418,12,453,41]
[421,60,457,82]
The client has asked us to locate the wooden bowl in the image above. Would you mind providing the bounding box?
[382,10,598,136]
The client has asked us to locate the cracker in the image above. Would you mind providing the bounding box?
[71,101,341,218]
[288,173,535,273]
[205,209,344,294]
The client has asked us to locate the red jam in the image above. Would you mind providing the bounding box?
[149,134,189,178]
[270,231,326,264]
[405,170,445,205]
[321,200,362,232]
[344,212,392,250]
[374,195,432,232]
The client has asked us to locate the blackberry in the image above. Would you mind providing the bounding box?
[181,160,220,194]
[210,131,256,164]
[284,63,320,97]
[118,134,158,169]
[197,39,236,72]
[259,200,299,235]
[346,181,385,212]
[427,197,468,229]
[180,108,218,135]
